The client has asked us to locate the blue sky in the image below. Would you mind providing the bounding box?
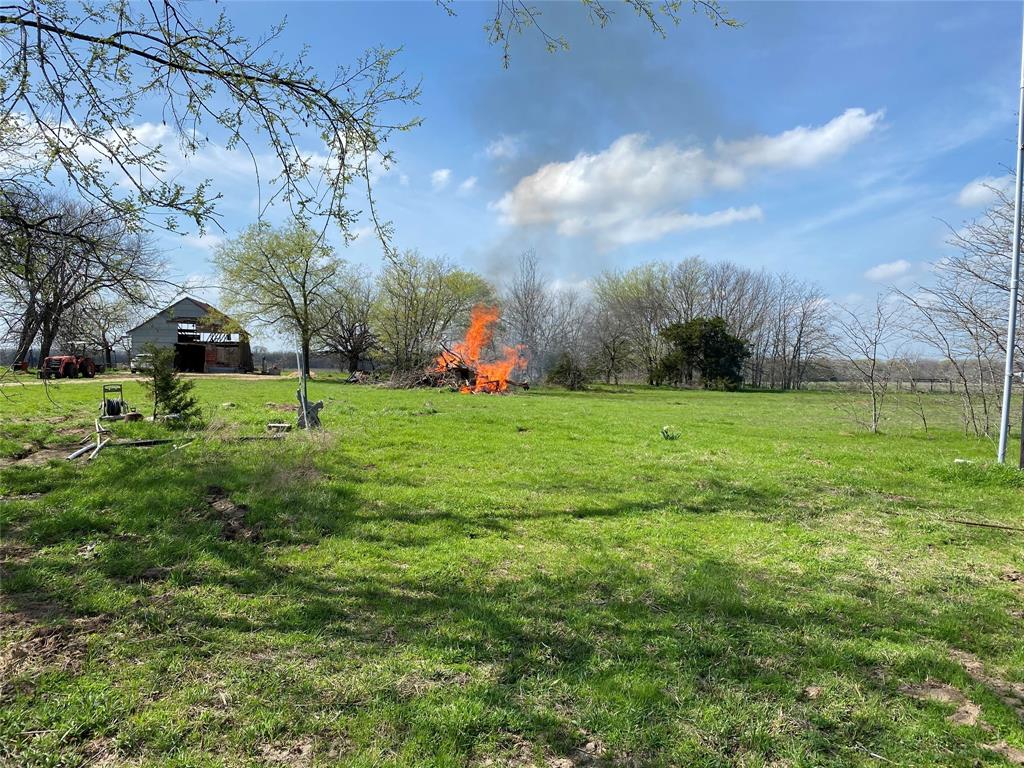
[156,1,1022,307]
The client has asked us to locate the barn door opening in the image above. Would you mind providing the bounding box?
[175,343,206,373]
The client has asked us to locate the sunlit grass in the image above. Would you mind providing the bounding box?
[1,375,1023,766]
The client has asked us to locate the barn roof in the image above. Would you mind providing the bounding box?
[126,296,240,334]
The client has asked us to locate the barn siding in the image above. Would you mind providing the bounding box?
[128,315,177,351]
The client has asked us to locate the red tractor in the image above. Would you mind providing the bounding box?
[38,353,104,379]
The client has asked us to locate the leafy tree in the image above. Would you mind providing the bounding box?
[140,344,200,426]
[374,250,493,371]
[657,317,749,390]
[214,219,341,376]
[0,1,418,235]
[546,351,589,391]
[593,264,672,385]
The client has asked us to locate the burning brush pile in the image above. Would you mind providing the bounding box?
[418,304,528,393]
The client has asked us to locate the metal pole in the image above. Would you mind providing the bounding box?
[997,13,1024,464]
[295,344,309,429]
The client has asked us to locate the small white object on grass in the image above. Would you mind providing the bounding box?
[661,425,679,441]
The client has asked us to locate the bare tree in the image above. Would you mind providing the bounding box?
[317,266,378,373]
[503,250,554,380]
[542,287,592,379]
[831,295,905,433]
[479,0,737,67]
[590,306,634,384]
[57,293,133,368]
[0,187,160,363]
[897,182,1018,437]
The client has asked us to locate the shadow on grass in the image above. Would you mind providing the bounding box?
[0,439,1019,766]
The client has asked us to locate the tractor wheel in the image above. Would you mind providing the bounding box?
[82,362,96,378]
[63,364,78,379]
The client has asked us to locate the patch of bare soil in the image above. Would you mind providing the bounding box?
[266,402,298,412]
[80,736,132,767]
[267,456,321,490]
[395,669,472,699]
[258,740,314,766]
[1004,569,1024,583]
[950,649,1024,721]
[206,485,261,542]
[0,445,77,467]
[0,491,45,502]
[0,605,107,686]
[476,734,613,767]
[0,541,34,567]
[983,741,1024,765]
[899,681,983,727]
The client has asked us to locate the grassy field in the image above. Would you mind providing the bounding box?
[2,373,1024,767]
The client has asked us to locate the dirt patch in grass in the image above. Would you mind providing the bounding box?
[0,604,107,686]
[258,740,314,766]
[950,649,1024,721]
[983,741,1024,764]
[266,402,298,412]
[0,444,77,467]
[0,491,45,502]
[268,456,322,489]
[206,485,261,542]
[395,668,472,698]
[899,681,983,726]
[0,541,34,566]
[476,734,610,767]
[80,736,131,767]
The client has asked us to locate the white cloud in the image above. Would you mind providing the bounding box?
[486,134,523,160]
[495,108,883,247]
[180,233,225,253]
[431,168,452,190]
[957,174,1013,207]
[716,108,884,169]
[458,176,478,195]
[399,173,410,187]
[864,259,912,282]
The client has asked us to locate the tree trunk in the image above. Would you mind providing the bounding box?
[347,352,360,373]
[14,315,40,364]
[38,320,58,360]
[301,337,312,377]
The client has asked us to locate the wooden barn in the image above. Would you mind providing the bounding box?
[128,297,254,374]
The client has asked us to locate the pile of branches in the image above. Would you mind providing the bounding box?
[415,357,477,390]
[388,345,528,392]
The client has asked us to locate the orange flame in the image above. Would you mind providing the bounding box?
[435,304,527,393]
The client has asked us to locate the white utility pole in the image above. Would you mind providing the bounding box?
[997,13,1024,465]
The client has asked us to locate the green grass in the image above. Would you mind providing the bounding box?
[2,375,1024,767]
